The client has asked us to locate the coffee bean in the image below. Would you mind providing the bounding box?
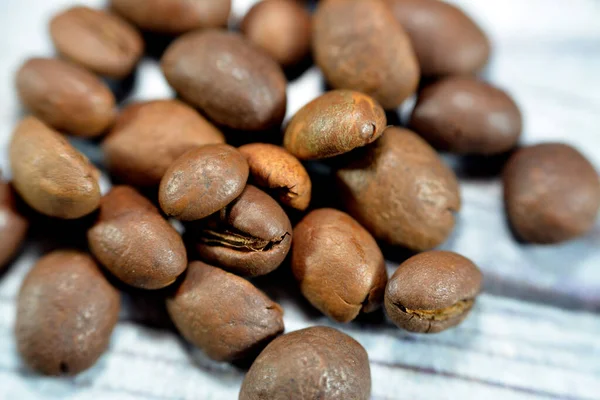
[336,127,461,251]
[410,77,522,154]
[166,261,284,361]
[103,100,225,187]
[16,251,120,375]
[10,117,101,219]
[159,144,249,221]
[386,0,490,77]
[238,143,311,210]
[313,0,419,109]
[504,143,600,243]
[189,185,292,277]
[284,90,386,160]
[16,58,116,138]
[50,6,144,78]
[0,180,28,270]
[239,326,371,400]
[385,250,482,333]
[241,0,311,67]
[110,0,231,34]
[292,208,387,323]
[88,186,187,289]
[162,30,287,131]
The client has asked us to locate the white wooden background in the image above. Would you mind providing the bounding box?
[0,0,599,399]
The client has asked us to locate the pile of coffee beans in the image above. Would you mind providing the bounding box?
[3,0,599,398]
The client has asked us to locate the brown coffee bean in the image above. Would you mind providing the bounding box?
[103,100,225,187]
[189,185,292,277]
[50,6,144,78]
[313,0,419,109]
[385,250,482,333]
[241,0,311,67]
[386,0,490,77]
[162,30,287,131]
[10,117,101,219]
[292,209,387,323]
[238,143,311,210]
[284,90,386,160]
[88,186,187,289]
[16,58,116,138]
[504,143,600,244]
[240,326,371,400]
[110,0,231,34]
[0,180,28,270]
[159,144,249,221]
[410,77,522,154]
[336,127,460,251]
[166,261,284,361]
[16,251,120,375]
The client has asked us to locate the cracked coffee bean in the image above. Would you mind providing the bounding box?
[385,250,482,333]
[103,100,225,187]
[10,117,101,219]
[238,143,311,211]
[0,179,28,270]
[284,90,386,160]
[16,58,116,138]
[166,261,284,361]
[240,326,371,400]
[292,208,387,323]
[16,251,120,375]
[88,186,187,290]
[49,6,144,78]
[504,143,600,244]
[159,144,249,221]
[336,127,461,251]
[189,185,292,277]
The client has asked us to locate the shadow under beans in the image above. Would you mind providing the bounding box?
[104,69,137,105]
[284,54,314,82]
[222,125,285,147]
[119,284,177,331]
[142,30,177,60]
[25,210,98,252]
[182,340,248,376]
[445,150,515,180]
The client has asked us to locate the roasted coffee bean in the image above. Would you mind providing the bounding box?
[313,0,419,109]
[16,58,116,138]
[238,143,311,210]
[284,90,386,160]
[386,0,490,77]
[240,326,371,400]
[190,185,292,277]
[50,6,144,78]
[292,208,387,323]
[159,144,249,221]
[103,100,225,186]
[385,250,482,333]
[16,251,120,375]
[410,77,522,154]
[241,0,311,67]
[110,0,231,34]
[88,186,187,289]
[162,30,287,131]
[336,127,460,251]
[166,261,284,361]
[504,143,600,243]
[0,180,28,270]
[10,117,101,219]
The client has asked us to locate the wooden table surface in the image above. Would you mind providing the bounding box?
[0,0,599,399]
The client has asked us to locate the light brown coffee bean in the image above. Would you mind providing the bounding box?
[103,100,225,186]
[88,186,187,289]
[166,261,284,361]
[162,30,287,131]
[336,127,461,251]
[10,117,101,219]
[0,180,28,270]
[292,208,387,323]
[16,251,120,375]
[50,6,144,78]
[385,251,482,333]
[313,0,420,109]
